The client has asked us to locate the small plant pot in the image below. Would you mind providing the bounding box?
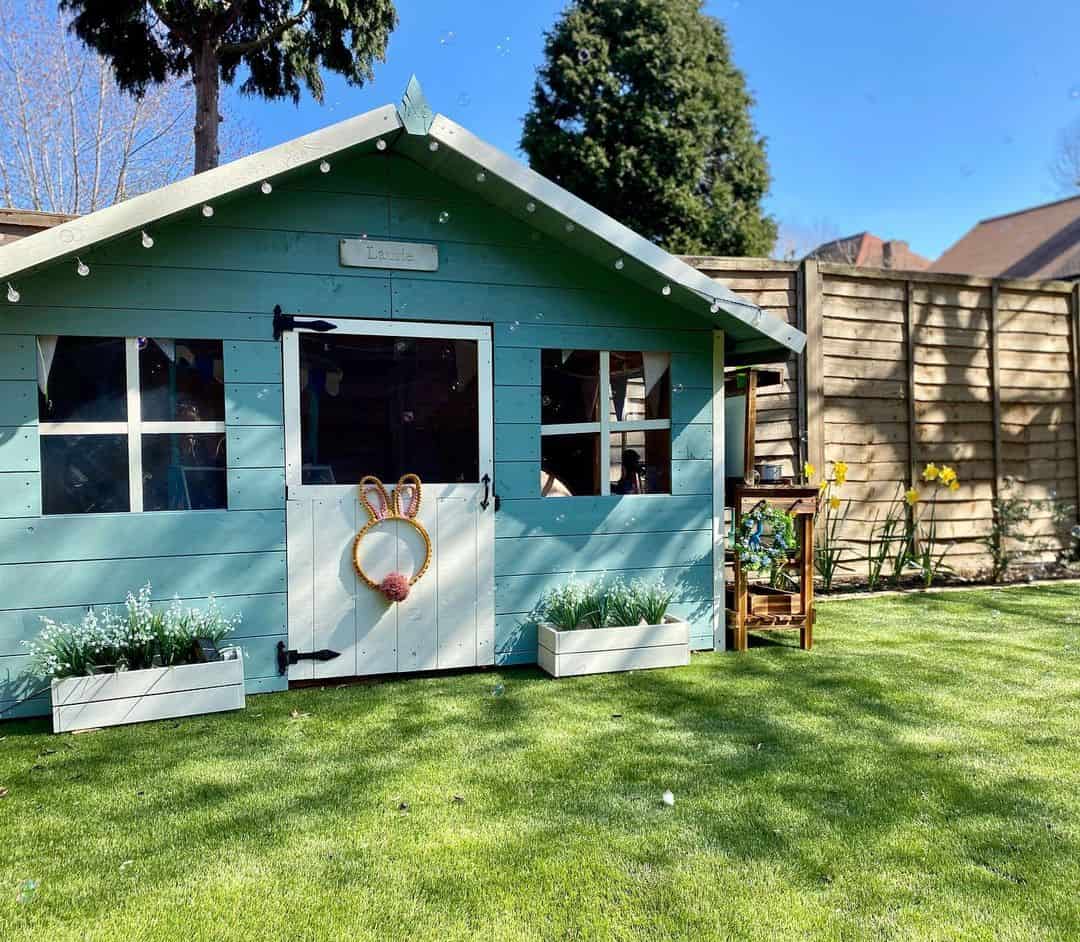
[50,657,245,733]
[537,616,690,678]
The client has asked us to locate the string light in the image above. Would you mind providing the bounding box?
[661,284,671,296]
[614,258,624,270]
[319,160,331,174]
[752,310,763,325]
[526,201,536,213]
[476,171,486,183]
[76,258,90,277]
[202,204,214,218]
[709,300,720,314]
[260,180,273,195]
[564,222,575,233]
[6,283,19,303]
[141,231,154,249]
[428,140,439,152]
[376,139,387,151]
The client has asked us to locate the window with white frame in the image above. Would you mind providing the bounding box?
[37,337,227,514]
[540,349,671,497]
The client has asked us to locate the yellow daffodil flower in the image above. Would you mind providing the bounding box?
[829,495,841,510]
[803,462,816,481]
[819,479,829,493]
[948,479,960,492]
[833,460,848,485]
[940,466,957,486]
[922,463,939,482]
[905,487,920,506]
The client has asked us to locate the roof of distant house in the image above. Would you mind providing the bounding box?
[809,232,930,271]
[929,194,1080,280]
[0,209,75,248]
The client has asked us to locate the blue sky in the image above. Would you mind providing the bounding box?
[229,0,1080,260]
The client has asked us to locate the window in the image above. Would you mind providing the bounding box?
[540,349,671,497]
[298,333,480,485]
[38,337,226,514]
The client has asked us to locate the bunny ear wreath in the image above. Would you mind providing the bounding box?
[353,474,432,602]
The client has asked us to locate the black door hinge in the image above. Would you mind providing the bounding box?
[272,305,339,341]
[277,641,341,675]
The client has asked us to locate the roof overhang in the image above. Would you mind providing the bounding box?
[0,78,804,360]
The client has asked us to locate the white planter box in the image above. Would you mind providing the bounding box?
[537,616,690,678]
[51,656,245,733]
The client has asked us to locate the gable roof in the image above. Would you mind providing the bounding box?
[810,232,930,271]
[0,78,804,359]
[929,195,1080,280]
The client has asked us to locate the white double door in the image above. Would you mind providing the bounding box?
[283,319,495,680]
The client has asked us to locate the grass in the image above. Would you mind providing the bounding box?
[2,584,1080,941]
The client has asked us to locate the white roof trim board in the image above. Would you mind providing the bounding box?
[0,78,805,357]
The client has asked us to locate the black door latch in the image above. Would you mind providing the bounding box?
[277,641,341,675]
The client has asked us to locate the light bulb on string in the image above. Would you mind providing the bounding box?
[76,258,90,277]
[202,204,214,218]
[661,284,671,296]
[526,202,536,213]
[476,171,486,183]
[428,140,439,152]
[710,301,720,314]
[141,231,154,249]
[614,258,624,270]
[6,283,19,303]
[260,180,273,195]
[564,222,575,233]
[319,160,331,174]
[376,139,387,151]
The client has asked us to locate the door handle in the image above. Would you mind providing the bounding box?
[480,473,491,510]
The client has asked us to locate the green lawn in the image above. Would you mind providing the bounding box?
[2,585,1080,941]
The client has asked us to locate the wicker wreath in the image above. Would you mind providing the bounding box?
[353,474,432,602]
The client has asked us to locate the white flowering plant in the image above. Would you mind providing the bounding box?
[24,583,241,680]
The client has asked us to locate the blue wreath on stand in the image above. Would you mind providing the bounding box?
[734,503,797,573]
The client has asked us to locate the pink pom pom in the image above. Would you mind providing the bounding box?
[380,572,410,602]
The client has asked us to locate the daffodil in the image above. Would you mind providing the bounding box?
[829,495,841,511]
[833,460,848,485]
[948,479,960,492]
[803,462,816,482]
[819,479,829,493]
[940,466,957,486]
[922,463,939,482]
[905,487,921,506]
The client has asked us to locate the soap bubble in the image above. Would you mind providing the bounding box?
[1070,85,1080,100]
[578,48,591,63]
[535,311,545,320]
[439,30,456,47]
[662,790,675,807]
[16,879,38,905]
[555,513,567,522]
[673,383,685,394]
[496,36,512,57]
[438,210,451,224]
[457,92,472,108]
[492,683,505,697]
[542,395,552,406]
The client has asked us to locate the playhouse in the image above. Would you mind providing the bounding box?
[0,79,804,718]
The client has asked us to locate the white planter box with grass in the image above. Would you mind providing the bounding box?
[537,616,690,678]
[51,654,245,733]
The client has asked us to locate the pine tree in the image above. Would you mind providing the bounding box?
[60,1,397,173]
[521,0,776,256]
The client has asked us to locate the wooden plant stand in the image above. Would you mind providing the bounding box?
[726,484,817,652]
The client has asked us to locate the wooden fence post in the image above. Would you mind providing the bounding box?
[1072,283,1080,521]
[903,280,917,487]
[801,258,825,477]
[989,281,1003,502]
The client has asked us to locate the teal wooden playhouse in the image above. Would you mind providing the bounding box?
[0,80,804,718]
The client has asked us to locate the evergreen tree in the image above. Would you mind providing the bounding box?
[60,1,397,173]
[521,0,776,256]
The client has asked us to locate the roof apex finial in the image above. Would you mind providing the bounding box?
[398,75,434,135]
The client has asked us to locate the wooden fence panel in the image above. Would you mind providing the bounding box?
[689,256,1080,580]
